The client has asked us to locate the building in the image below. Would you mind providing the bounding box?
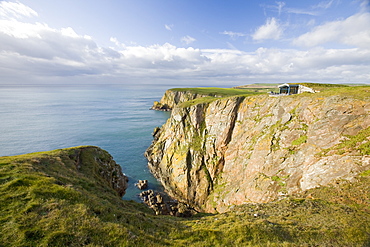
[277,83,315,95]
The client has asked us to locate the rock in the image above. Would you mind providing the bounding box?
[150,89,211,111]
[62,146,128,197]
[136,180,148,190]
[145,90,370,213]
[152,127,161,137]
[139,189,195,217]
[150,101,171,111]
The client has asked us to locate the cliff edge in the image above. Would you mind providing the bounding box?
[146,86,370,213]
[150,87,259,111]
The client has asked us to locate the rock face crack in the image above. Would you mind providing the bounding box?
[224,97,244,146]
[185,150,193,203]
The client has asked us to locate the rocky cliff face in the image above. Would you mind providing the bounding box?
[150,89,213,111]
[60,146,128,197]
[145,89,370,213]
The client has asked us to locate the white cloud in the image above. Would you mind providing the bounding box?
[293,12,370,48]
[307,19,316,26]
[0,2,369,85]
[0,19,47,39]
[276,1,286,16]
[110,37,126,48]
[262,2,317,16]
[252,17,283,41]
[0,1,38,19]
[61,27,79,38]
[313,0,335,10]
[284,8,317,16]
[361,0,370,11]
[165,24,173,31]
[181,35,196,45]
[220,31,246,39]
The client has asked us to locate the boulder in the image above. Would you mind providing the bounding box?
[139,189,195,217]
[135,180,148,190]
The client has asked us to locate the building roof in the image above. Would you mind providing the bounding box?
[278,83,299,88]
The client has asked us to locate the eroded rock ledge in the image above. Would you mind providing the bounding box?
[56,146,128,197]
[140,189,195,217]
[146,88,370,213]
[41,146,128,197]
[150,89,211,111]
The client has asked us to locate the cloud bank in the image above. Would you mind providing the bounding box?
[0,2,369,85]
[293,12,370,49]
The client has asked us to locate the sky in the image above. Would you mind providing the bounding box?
[0,0,369,86]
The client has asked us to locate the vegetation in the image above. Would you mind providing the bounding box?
[235,82,352,94]
[287,84,370,100]
[2,83,370,246]
[178,96,222,108]
[296,82,348,91]
[173,84,370,109]
[0,147,178,246]
[291,135,308,146]
[175,89,262,108]
[1,146,369,246]
[322,126,370,156]
[170,87,264,97]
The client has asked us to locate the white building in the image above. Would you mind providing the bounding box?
[277,83,315,95]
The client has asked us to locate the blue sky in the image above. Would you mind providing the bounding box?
[0,0,369,86]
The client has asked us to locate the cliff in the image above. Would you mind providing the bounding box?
[0,146,144,246]
[150,87,259,111]
[146,86,370,213]
[64,146,128,196]
[150,89,206,111]
[2,146,128,197]
[1,118,369,246]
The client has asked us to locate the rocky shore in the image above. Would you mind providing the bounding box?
[139,189,195,217]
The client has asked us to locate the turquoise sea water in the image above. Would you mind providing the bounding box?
[0,84,171,201]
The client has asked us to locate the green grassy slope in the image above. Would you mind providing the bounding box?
[172,84,370,108]
[1,146,369,246]
[175,176,370,246]
[170,87,261,97]
[0,146,179,246]
[170,87,264,108]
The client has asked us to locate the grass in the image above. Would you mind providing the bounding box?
[172,185,370,246]
[171,87,264,108]
[3,82,370,246]
[178,96,220,108]
[1,146,369,246]
[172,84,370,109]
[322,126,370,155]
[235,82,351,94]
[177,92,262,108]
[0,146,178,246]
[291,135,308,146]
[287,85,370,101]
[297,82,348,91]
[170,87,264,97]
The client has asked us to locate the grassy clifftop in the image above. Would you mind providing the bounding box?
[170,87,263,97]
[0,146,173,246]
[167,83,370,108]
[1,146,370,246]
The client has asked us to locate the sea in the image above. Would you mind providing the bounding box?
[0,83,173,201]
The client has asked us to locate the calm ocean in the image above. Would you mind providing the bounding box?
[0,84,171,201]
